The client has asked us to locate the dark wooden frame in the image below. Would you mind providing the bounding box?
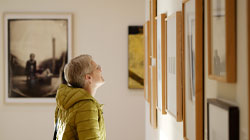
[207,99,239,140]
[4,13,72,103]
[182,0,204,139]
[207,0,236,83]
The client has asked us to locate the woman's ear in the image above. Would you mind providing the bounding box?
[85,74,92,80]
[85,74,92,84]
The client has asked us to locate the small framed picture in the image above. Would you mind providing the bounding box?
[4,13,72,103]
[207,99,239,140]
[156,13,167,114]
[207,0,236,82]
[128,26,144,89]
[182,0,204,139]
[166,11,183,122]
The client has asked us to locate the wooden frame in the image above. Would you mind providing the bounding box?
[149,0,158,129]
[182,1,188,139]
[195,0,204,139]
[144,21,150,102]
[144,23,146,100]
[166,12,183,122]
[207,99,239,140]
[182,0,204,139]
[145,21,151,103]
[156,13,167,114]
[164,17,168,114]
[207,0,236,82]
[248,0,250,139]
[4,13,72,103]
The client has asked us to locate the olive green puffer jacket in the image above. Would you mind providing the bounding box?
[54,84,106,140]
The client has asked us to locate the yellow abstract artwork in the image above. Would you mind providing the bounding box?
[128,26,144,89]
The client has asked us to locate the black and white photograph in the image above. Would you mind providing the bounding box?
[207,99,239,140]
[4,13,72,103]
[211,0,226,76]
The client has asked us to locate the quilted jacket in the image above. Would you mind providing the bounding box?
[54,84,106,140]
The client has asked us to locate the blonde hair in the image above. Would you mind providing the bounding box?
[64,54,94,88]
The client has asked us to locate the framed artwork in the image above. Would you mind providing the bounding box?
[182,0,196,139]
[128,26,144,89]
[207,0,236,82]
[149,0,158,129]
[166,12,183,122]
[207,99,239,140]
[182,0,204,139]
[4,13,72,103]
[156,13,167,114]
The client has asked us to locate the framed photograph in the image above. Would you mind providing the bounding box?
[207,0,236,82]
[128,26,144,89]
[207,99,239,140]
[182,0,204,139]
[156,13,167,114]
[4,13,72,103]
[166,11,183,122]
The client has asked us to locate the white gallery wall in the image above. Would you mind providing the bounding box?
[145,0,249,140]
[0,0,145,140]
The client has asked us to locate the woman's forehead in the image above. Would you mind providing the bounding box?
[91,60,98,66]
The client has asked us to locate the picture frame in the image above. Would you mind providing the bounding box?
[4,13,72,103]
[147,21,151,104]
[149,0,158,129]
[128,26,144,89]
[248,0,250,139]
[144,21,151,103]
[156,13,167,114]
[207,0,236,83]
[166,11,183,122]
[182,0,204,139]
[207,99,239,140]
[144,23,147,100]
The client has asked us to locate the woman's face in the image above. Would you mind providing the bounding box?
[90,60,104,87]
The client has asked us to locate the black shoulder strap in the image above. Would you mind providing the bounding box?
[53,107,59,140]
[53,119,58,140]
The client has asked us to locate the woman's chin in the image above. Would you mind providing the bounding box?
[96,80,105,88]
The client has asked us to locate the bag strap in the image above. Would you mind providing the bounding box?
[53,119,58,140]
[53,107,59,140]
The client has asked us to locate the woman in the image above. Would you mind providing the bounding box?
[54,54,106,140]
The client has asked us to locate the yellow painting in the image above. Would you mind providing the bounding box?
[128,26,144,89]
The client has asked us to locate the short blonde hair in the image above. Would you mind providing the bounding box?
[64,54,94,88]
